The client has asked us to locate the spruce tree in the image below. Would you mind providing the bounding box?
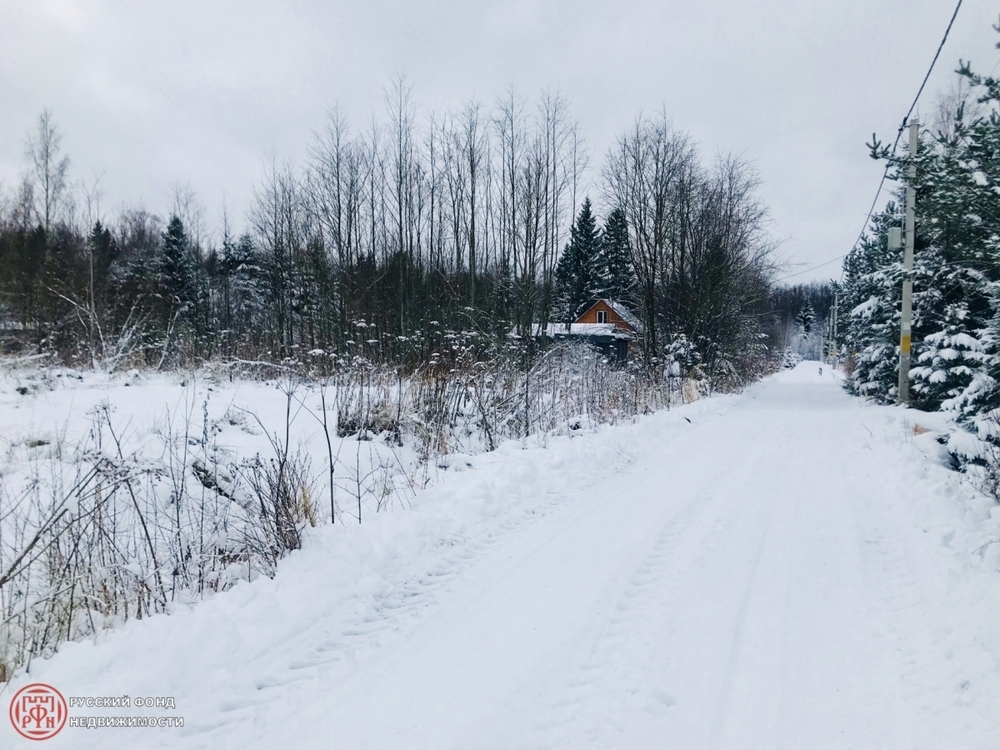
[224,234,264,351]
[160,216,196,307]
[86,221,115,313]
[158,215,199,336]
[795,301,815,334]
[840,205,905,402]
[600,207,636,303]
[897,86,999,416]
[555,198,603,321]
[911,291,989,413]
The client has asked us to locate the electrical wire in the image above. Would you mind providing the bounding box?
[775,255,847,283]
[900,0,964,139]
[782,0,964,286]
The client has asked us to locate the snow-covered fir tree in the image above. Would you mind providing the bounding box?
[159,215,199,326]
[599,207,636,304]
[795,301,815,334]
[911,294,990,415]
[220,233,266,351]
[555,198,604,321]
[840,205,905,402]
[843,59,1000,420]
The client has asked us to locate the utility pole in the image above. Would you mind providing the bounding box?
[897,119,918,405]
[831,292,838,366]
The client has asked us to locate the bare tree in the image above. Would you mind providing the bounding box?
[933,75,983,139]
[605,109,775,373]
[604,112,695,358]
[309,105,366,272]
[250,155,309,354]
[26,109,71,233]
[171,182,207,255]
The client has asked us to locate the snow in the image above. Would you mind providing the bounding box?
[851,295,880,320]
[5,362,1000,747]
[951,332,982,350]
[0,366,428,512]
[603,299,645,332]
[527,322,635,339]
[948,428,988,461]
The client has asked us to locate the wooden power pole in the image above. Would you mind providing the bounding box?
[897,119,918,405]
[831,292,838,365]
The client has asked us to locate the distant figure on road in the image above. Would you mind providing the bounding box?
[819,367,823,376]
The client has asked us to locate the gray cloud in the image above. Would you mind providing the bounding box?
[2,0,998,281]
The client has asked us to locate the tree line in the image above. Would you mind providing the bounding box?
[0,81,778,382]
[839,21,1000,464]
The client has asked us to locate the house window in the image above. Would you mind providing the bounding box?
[596,310,608,323]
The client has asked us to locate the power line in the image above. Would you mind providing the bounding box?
[786,0,964,286]
[843,0,964,265]
[900,0,964,138]
[776,255,846,283]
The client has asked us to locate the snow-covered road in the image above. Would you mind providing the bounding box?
[6,363,1000,748]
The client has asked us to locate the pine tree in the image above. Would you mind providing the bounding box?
[795,301,815,334]
[554,198,603,321]
[600,207,635,303]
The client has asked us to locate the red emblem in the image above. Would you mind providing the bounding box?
[9,683,67,741]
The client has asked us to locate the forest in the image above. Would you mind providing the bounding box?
[0,82,782,386]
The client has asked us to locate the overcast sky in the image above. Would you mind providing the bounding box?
[2,0,999,283]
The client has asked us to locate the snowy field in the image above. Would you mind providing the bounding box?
[4,362,1000,748]
[0,362,444,681]
[0,363,429,524]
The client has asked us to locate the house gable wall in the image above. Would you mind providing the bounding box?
[575,300,633,331]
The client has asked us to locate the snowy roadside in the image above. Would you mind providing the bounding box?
[0,356,691,679]
[0,368,739,748]
[5,363,1000,747]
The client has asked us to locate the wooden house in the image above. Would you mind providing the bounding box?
[529,299,643,361]
[574,299,643,333]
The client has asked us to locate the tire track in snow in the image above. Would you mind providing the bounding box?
[522,418,768,748]
[707,412,801,749]
[557,484,717,742]
[207,410,712,737]
[708,490,779,749]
